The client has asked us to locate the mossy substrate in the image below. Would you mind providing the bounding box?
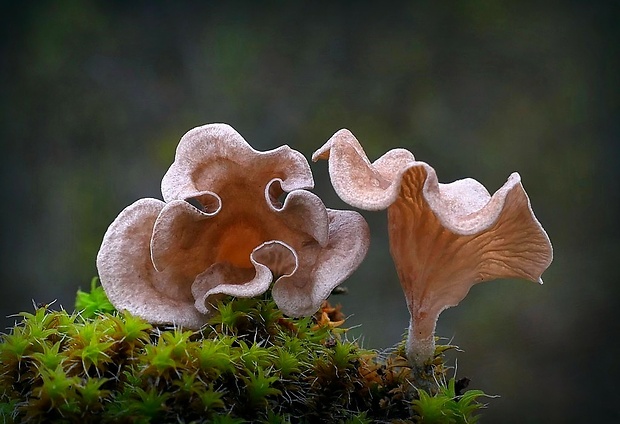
[0,281,489,423]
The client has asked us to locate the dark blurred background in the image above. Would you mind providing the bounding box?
[1,1,618,422]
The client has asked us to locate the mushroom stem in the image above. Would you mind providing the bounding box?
[402,290,443,367]
[405,309,438,367]
[406,319,436,367]
[387,199,441,367]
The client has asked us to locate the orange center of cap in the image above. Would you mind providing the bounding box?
[215,221,264,269]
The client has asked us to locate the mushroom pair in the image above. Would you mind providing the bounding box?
[97,124,369,329]
[313,129,553,366]
[97,123,553,366]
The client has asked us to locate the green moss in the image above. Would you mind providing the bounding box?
[0,280,491,423]
[75,277,115,319]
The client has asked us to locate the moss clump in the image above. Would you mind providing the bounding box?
[0,280,491,423]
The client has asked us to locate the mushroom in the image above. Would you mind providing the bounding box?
[313,129,553,366]
[97,124,369,328]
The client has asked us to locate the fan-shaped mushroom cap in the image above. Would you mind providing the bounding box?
[314,129,553,365]
[97,124,370,328]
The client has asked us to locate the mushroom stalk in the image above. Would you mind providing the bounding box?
[388,201,443,367]
[406,320,436,367]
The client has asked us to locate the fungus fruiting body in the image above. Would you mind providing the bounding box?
[97,124,369,328]
[313,129,553,365]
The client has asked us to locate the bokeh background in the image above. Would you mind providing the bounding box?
[1,1,618,422]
